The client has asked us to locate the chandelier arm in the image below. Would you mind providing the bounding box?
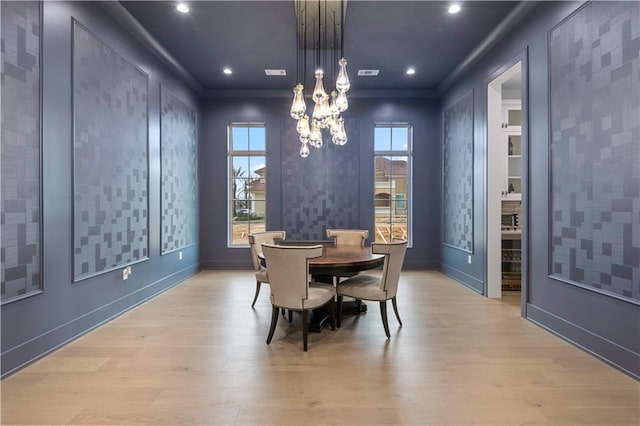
[324,0,328,74]
[317,1,321,70]
[340,0,344,58]
[331,10,338,84]
[303,1,307,88]
[296,3,298,83]
[304,2,307,83]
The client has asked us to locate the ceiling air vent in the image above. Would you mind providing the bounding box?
[265,69,286,76]
[358,69,379,76]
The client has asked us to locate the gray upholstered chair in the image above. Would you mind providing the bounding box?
[336,239,408,338]
[262,244,336,351]
[326,229,369,284]
[326,229,369,248]
[248,231,286,307]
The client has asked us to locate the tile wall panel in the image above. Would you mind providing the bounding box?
[550,1,639,301]
[160,86,197,254]
[72,21,149,281]
[443,91,474,253]
[281,118,359,241]
[1,1,41,302]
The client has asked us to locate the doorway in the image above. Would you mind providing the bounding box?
[487,61,525,300]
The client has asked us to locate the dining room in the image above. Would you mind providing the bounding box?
[1,1,638,425]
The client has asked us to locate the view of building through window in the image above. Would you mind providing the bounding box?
[374,124,412,244]
[228,124,266,246]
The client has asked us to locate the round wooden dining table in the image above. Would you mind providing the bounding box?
[307,245,384,279]
[258,244,384,277]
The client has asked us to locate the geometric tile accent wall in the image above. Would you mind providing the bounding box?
[1,1,42,303]
[72,21,149,281]
[281,117,359,241]
[160,86,197,254]
[443,90,474,253]
[550,1,640,302]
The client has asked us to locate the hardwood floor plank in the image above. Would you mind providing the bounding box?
[1,270,637,425]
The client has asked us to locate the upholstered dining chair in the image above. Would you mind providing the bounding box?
[336,239,408,338]
[326,229,369,248]
[248,231,286,307]
[326,229,369,285]
[262,244,336,351]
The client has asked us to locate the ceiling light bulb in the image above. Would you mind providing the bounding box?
[223,68,232,75]
[406,68,416,75]
[176,3,189,13]
[448,4,461,14]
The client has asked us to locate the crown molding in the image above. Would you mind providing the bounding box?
[436,1,540,95]
[100,0,537,100]
[99,1,204,94]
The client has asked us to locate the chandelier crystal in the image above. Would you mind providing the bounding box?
[291,0,350,158]
[335,58,350,92]
[290,84,306,120]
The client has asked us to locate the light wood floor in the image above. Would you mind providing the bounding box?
[1,270,638,425]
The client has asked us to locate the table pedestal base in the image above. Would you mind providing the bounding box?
[308,274,365,332]
[308,298,366,332]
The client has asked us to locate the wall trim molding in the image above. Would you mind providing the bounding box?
[527,304,640,380]
[1,263,199,378]
[201,260,253,270]
[403,260,438,270]
[437,261,484,294]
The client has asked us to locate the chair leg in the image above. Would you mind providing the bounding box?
[302,310,309,351]
[266,305,279,344]
[329,298,336,331]
[251,281,261,307]
[281,308,286,316]
[337,295,344,328]
[391,297,402,326]
[288,310,293,323]
[380,301,391,338]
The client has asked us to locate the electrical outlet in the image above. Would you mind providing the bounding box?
[468,255,472,264]
[179,251,183,260]
[122,267,129,280]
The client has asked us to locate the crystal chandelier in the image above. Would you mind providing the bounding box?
[290,0,350,158]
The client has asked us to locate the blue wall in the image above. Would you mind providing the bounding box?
[0,1,201,377]
[199,95,440,270]
[437,1,639,378]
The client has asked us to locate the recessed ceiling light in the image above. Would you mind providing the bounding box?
[358,69,379,76]
[406,68,416,75]
[223,67,232,75]
[176,3,189,13]
[448,4,461,14]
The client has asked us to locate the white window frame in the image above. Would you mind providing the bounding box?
[374,123,413,247]
[228,123,266,247]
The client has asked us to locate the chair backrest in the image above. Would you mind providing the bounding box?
[248,231,286,271]
[373,239,408,298]
[262,244,323,310]
[326,229,369,247]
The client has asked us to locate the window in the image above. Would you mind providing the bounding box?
[374,124,412,245]
[228,123,266,246]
